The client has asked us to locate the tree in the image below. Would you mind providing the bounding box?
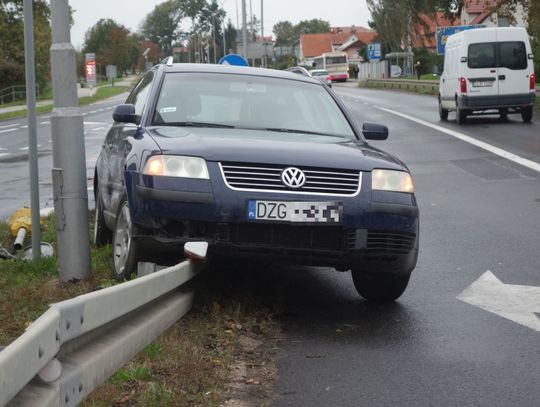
[83,19,132,76]
[273,20,296,46]
[294,19,330,36]
[141,0,184,56]
[198,0,226,61]
[0,0,51,91]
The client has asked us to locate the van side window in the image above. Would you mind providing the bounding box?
[498,41,527,70]
[468,43,496,69]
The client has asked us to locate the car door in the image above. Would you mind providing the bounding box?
[105,70,156,219]
[496,32,530,99]
[466,41,499,103]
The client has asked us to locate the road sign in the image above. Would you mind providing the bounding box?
[85,52,97,87]
[457,271,540,331]
[218,54,249,66]
[367,43,382,61]
[436,25,485,55]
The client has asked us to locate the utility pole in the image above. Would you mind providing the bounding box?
[50,0,91,281]
[261,0,265,68]
[22,0,41,260]
[242,0,248,60]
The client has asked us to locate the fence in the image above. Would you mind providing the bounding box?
[358,61,388,80]
[0,85,40,105]
[0,242,207,407]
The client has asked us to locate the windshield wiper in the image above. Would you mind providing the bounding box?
[264,127,347,138]
[155,121,236,129]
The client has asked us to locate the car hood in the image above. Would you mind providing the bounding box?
[147,127,406,172]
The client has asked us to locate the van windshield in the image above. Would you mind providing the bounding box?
[468,41,527,70]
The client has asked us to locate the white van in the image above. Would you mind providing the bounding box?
[439,27,535,124]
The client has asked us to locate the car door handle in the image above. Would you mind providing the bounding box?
[498,75,506,80]
[442,78,445,83]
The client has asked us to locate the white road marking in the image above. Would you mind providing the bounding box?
[19,145,41,151]
[457,271,540,331]
[84,121,105,125]
[0,153,10,157]
[374,106,540,173]
[40,121,50,125]
[89,110,98,114]
[91,127,105,131]
[0,128,18,134]
[0,123,19,129]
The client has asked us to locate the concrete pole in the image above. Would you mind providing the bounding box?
[50,0,91,281]
[22,0,41,260]
[222,21,226,57]
[242,0,248,60]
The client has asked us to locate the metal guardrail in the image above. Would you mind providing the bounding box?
[361,78,540,95]
[0,242,207,406]
[0,85,40,105]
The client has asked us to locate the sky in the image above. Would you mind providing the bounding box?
[69,0,371,49]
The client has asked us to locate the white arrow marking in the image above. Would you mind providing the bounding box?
[457,271,540,331]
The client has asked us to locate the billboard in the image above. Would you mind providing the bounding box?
[436,25,485,55]
[367,43,382,61]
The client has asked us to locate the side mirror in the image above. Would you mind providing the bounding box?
[362,122,388,141]
[113,104,138,124]
[460,56,467,63]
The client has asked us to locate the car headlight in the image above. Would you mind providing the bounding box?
[372,169,414,193]
[143,155,209,179]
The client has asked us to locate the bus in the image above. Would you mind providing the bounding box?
[312,52,349,82]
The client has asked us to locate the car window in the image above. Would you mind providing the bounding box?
[498,41,527,70]
[152,73,355,139]
[468,43,496,69]
[126,71,155,120]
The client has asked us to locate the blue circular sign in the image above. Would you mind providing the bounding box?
[218,54,249,67]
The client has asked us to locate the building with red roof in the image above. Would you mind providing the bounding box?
[461,0,527,27]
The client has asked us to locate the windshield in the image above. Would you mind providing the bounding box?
[152,72,356,139]
[311,70,328,76]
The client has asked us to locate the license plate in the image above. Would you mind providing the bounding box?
[472,81,493,87]
[247,200,342,223]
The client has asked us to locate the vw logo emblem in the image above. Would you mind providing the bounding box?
[281,167,306,189]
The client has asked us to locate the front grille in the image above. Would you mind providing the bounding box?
[220,162,361,196]
[367,231,416,255]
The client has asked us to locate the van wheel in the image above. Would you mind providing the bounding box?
[438,98,448,121]
[521,106,533,123]
[499,109,508,122]
[456,104,467,125]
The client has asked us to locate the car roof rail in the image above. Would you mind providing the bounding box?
[160,56,174,66]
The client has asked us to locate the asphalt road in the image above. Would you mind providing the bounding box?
[270,83,540,406]
[0,93,127,220]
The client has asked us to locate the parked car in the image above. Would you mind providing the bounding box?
[310,69,333,87]
[94,62,419,302]
[439,26,535,124]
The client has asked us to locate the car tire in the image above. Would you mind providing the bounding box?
[93,189,112,246]
[456,103,467,125]
[112,198,140,281]
[438,97,449,121]
[351,270,411,302]
[499,109,508,122]
[521,106,533,123]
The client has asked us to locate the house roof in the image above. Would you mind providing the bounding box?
[330,25,372,34]
[413,12,461,48]
[300,33,334,57]
[465,0,495,14]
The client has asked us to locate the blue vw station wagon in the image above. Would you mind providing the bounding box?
[94,61,419,302]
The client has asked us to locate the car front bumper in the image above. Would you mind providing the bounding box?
[125,166,419,272]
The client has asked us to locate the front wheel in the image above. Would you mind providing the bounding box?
[351,270,411,302]
[521,106,533,123]
[112,199,140,281]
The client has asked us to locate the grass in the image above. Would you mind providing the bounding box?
[358,79,439,95]
[0,214,279,406]
[0,85,129,122]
